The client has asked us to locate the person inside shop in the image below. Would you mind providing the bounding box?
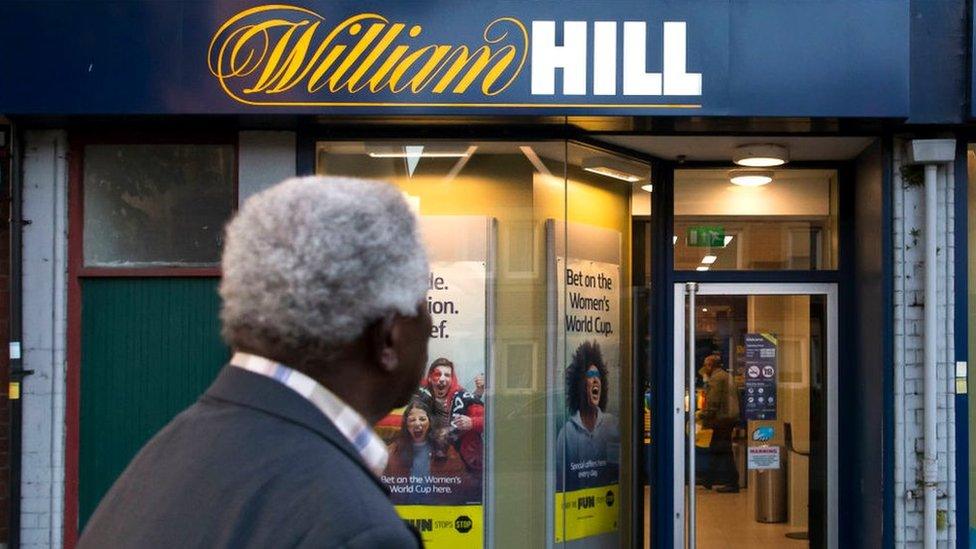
[698,354,741,493]
[556,341,620,491]
[420,357,485,475]
[78,176,432,548]
[384,391,472,504]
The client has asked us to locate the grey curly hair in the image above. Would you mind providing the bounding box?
[219,176,428,365]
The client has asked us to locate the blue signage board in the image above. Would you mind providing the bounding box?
[743,333,777,421]
[0,1,909,116]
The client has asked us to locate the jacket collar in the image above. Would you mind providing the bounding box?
[570,408,606,433]
[203,365,390,494]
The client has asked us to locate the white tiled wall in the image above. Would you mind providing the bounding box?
[893,139,957,547]
[21,130,68,548]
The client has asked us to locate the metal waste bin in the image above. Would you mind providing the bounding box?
[752,446,787,523]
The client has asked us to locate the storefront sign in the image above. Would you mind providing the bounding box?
[744,333,777,421]
[0,1,909,116]
[687,226,725,248]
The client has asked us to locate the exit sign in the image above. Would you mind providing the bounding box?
[687,226,725,247]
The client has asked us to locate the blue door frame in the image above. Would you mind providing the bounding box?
[953,140,969,549]
[649,151,895,548]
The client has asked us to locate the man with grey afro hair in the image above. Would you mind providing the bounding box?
[220,176,429,366]
[79,176,430,549]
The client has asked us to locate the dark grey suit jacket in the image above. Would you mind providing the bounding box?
[78,366,421,548]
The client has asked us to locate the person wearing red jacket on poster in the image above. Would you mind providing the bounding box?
[421,357,485,476]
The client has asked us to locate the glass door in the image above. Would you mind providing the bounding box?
[672,283,837,549]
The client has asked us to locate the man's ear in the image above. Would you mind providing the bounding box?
[366,314,400,373]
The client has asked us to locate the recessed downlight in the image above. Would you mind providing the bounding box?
[729,168,773,187]
[733,144,789,167]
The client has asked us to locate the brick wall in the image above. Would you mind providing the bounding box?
[893,139,958,547]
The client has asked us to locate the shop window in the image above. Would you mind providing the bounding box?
[83,144,235,267]
[673,168,839,271]
[317,140,648,547]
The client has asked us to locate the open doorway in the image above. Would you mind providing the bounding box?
[674,284,836,548]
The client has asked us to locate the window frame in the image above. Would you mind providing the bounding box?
[69,130,239,278]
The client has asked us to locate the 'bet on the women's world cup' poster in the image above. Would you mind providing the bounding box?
[547,221,622,547]
[375,216,493,548]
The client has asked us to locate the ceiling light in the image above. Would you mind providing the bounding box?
[729,168,773,187]
[733,144,789,167]
[701,255,717,264]
[702,307,709,312]
[583,156,647,182]
[696,266,710,271]
[368,151,470,158]
[641,183,654,193]
[366,144,471,158]
[723,235,734,247]
[673,236,678,246]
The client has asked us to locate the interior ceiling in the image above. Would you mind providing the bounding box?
[591,135,876,162]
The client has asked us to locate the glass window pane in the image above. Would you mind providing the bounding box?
[317,141,652,545]
[674,169,839,271]
[318,140,566,547]
[692,294,826,546]
[83,144,235,267]
[317,140,651,547]
[561,143,648,544]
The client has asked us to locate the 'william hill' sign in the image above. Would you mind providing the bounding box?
[208,5,704,109]
[0,1,909,116]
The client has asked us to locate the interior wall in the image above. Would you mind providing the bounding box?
[674,170,833,216]
[746,295,811,530]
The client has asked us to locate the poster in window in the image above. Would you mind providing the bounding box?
[375,216,494,548]
[547,220,621,546]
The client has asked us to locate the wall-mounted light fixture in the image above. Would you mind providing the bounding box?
[733,144,789,167]
[729,168,773,187]
[583,156,647,182]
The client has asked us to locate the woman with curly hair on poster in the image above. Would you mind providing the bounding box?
[556,340,620,491]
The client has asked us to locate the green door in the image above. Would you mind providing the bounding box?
[79,277,229,527]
